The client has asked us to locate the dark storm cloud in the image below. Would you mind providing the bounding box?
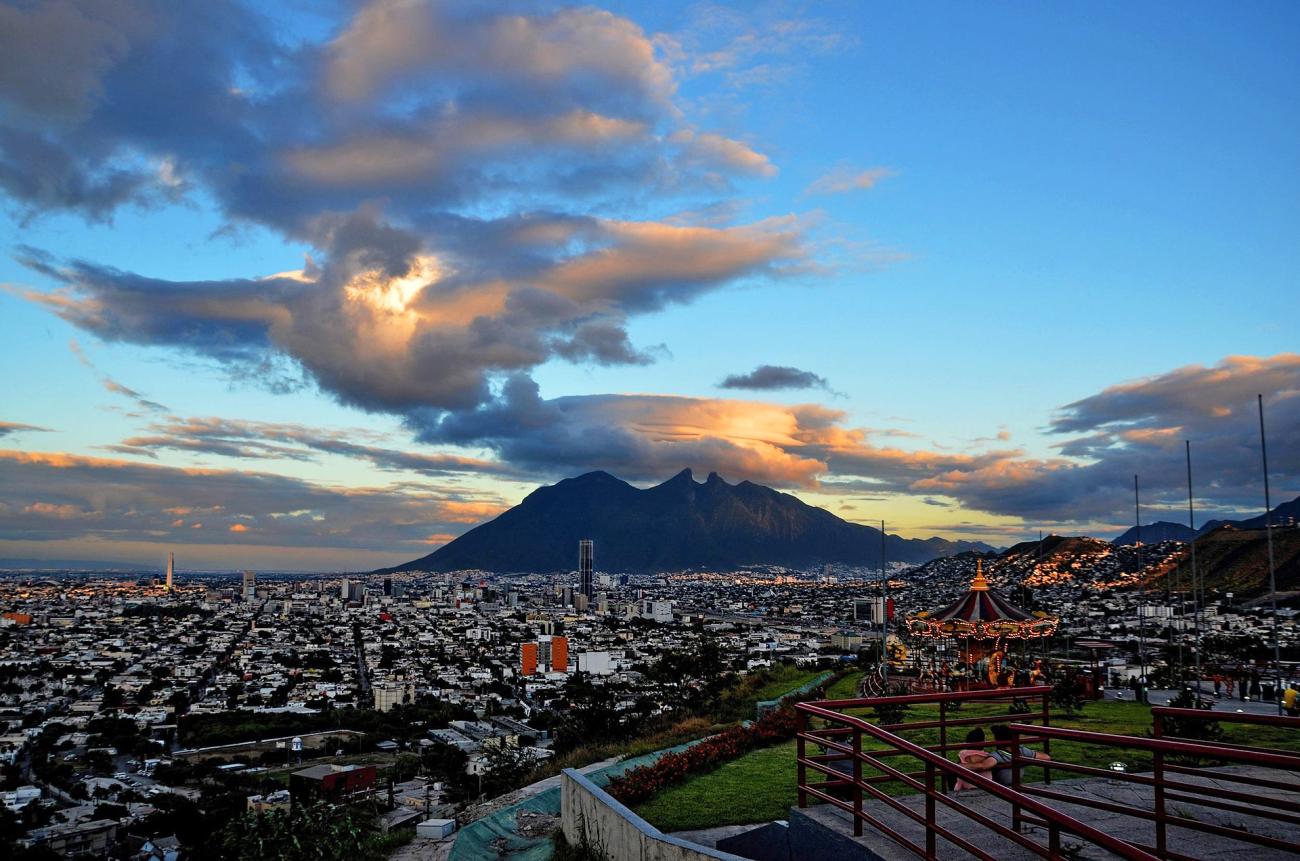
[718,364,829,391]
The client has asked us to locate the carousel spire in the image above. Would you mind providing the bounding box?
[971,559,990,591]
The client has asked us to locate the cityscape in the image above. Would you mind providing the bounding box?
[1,1,1298,860]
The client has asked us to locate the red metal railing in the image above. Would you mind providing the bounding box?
[1005,708,1300,860]
[796,687,1300,860]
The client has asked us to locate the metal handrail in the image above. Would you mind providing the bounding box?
[796,700,1158,860]
[1152,705,1300,729]
[816,683,1053,710]
[1008,722,1300,768]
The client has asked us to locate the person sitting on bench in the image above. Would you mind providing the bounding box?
[953,728,999,791]
[990,723,1051,786]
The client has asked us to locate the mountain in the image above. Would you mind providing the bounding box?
[1111,521,1199,546]
[1111,495,1299,545]
[382,469,995,574]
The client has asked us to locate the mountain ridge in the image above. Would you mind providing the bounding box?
[382,469,995,574]
[1111,496,1300,545]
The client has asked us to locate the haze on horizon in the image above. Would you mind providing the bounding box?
[0,0,1297,571]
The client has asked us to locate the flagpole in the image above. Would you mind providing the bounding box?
[1186,441,1202,696]
[1258,394,1282,714]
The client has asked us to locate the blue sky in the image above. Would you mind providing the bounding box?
[1,1,1296,569]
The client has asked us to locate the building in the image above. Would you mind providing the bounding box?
[550,635,568,673]
[579,539,594,600]
[855,597,885,624]
[241,570,256,601]
[374,681,414,712]
[25,819,118,857]
[520,641,538,676]
[383,577,393,597]
[639,599,674,623]
[289,764,377,805]
[576,651,613,675]
[574,593,589,614]
[165,552,174,592]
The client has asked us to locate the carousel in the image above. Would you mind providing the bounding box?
[907,561,1059,688]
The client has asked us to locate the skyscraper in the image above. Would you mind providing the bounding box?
[242,570,256,601]
[579,539,594,600]
[165,552,174,592]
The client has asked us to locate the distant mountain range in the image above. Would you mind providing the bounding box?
[1111,495,1300,546]
[382,469,996,574]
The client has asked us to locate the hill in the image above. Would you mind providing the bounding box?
[381,469,995,574]
[1147,525,1300,598]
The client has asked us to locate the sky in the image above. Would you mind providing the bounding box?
[0,0,1297,571]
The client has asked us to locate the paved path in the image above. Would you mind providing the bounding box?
[1104,686,1292,716]
[795,764,1300,860]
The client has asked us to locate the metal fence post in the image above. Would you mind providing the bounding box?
[925,761,937,860]
[1010,724,1023,833]
[1041,688,1052,785]
[852,723,863,837]
[796,707,807,808]
[1152,714,1166,856]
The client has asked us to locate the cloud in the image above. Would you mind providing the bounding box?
[915,354,1300,524]
[25,213,803,415]
[417,354,1298,529]
[670,130,776,177]
[0,421,52,437]
[106,415,515,478]
[806,165,893,196]
[0,448,506,553]
[718,364,829,391]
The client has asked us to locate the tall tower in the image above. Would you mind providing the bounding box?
[165,553,174,592]
[242,570,256,601]
[579,539,594,601]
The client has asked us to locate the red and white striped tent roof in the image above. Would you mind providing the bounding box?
[930,561,1036,623]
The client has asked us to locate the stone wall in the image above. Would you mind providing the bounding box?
[560,768,747,861]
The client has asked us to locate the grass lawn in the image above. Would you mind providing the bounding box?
[822,671,864,701]
[747,665,829,704]
[634,699,1300,833]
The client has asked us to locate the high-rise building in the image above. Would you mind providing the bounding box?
[579,539,594,600]
[242,570,256,601]
[520,642,538,676]
[574,593,589,614]
[165,552,174,592]
[340,579,350,600]
[550,635,568,673]
[383,577,392,597]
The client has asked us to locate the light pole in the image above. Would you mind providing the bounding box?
[1135,475,1146,701]
[1186,441,1202,696]
[1258,394,1283,715]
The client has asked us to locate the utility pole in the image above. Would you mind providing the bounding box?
[1258,394,1283,715]
[1135,475,1146,701]
[881,520,888,684]
[1186,441,1202,696]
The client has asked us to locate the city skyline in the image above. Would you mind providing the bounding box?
[1,1,1298,569]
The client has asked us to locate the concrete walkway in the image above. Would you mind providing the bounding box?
[792,764,1300,860]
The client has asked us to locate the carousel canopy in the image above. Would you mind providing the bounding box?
[908,561,1058,640]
